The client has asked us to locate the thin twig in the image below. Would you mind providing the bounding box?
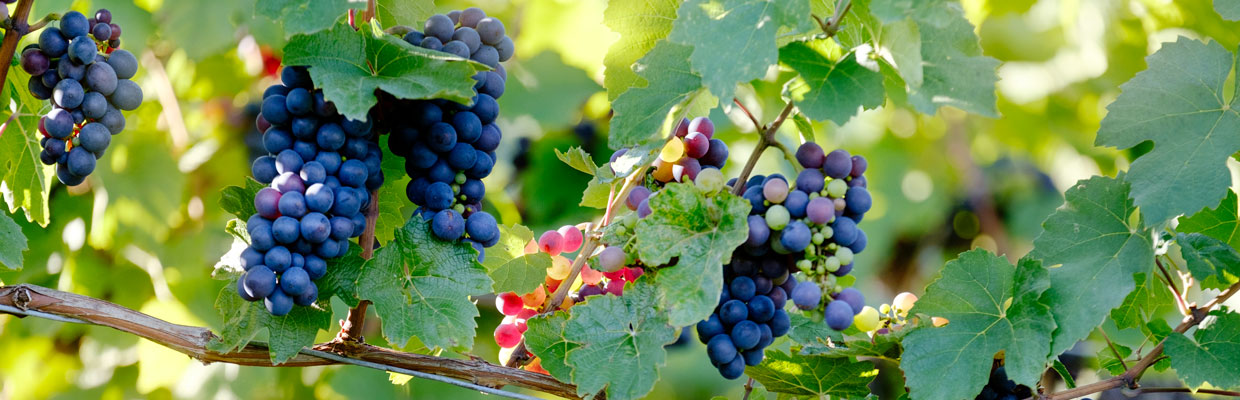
[730,102,797,195]
[0,110,19,139]
[733,98,762,132]
[768,139,802,174]
[1132,387,1240,396]
[26,12,58,32]
[1156,257,1191,315]
[1098,328,1128,371]
[742,378,755,400]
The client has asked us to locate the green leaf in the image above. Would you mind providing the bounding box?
[160,0,242,60]
[609,40,705,149]
[0,210,27,270]
[788,311,844,349]
[1096,342,1132,376]
[564,282,676,400]
[376,0,434,31]
[804,328,909,360]
[1179,233,1240,290]
[879,18,924,87]
[1179,190,1240,249]
[579,173,614,209]
[317,244,364,307]
[667,0,812,103]
[481,224,553,295]
[499,51,603,128]
[256,0,362,37]
[555,146,598,176]
[1110,273,1174,331]
[1216,0,1240,21]
[1051,359,1077,388]
[356,218,492,351]
[1096,37,1240,224]
[602,0,680,100]
[1031,175,1153,358]
[780,41,885,124]
[376,140,411,245]
[870,0,958,28]
[522,311,577,383]
[635,184,751,326]
[220,179,267,220]
[907,8,999,117]
[1165,310,1240,390]
[791,113,816,143]
[746,349,878,398]
[901,251,1054,400]
[208,281,333,363]
[0,67,54,226]
[282,21,487,122]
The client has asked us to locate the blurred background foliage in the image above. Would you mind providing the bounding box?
[1,0,1238,398]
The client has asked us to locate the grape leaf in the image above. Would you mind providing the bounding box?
[317,244,365,307]
[667,0,812,103]
[256,0,362,37]
[282,21,487,122]
[376,141,411,245]
[159,0,241,60]
[563,282,677,400]
[1110,273,1174,331]
[746,349,878,398]
[220,179,267,220]
[208,281,333,363]
[1051,359,1077,388]
[1096,342,1133,376]
[357,218,492,351]
[635,184,751,327]
[1031,175,1153,358]
[0,210,27,270]
[906,7,999,117]
[1178,233,1240,290]
[1165,310,1240,391]
[481,224,552,295]
[879,18,924,88]
[1095,37,1240,224]
[803,328,909,360]
[1179,190,1240,249]
[609,40,704,150]
[901,251,1054,400]
[376,0,434,31]
[780,41,885,124]
[499,51,603,128]
[602,0,680,100]
[1216,0,1240,21]
[870,0,958,28]
[788,311,844,349]
[0,68,54,226]
[579,166,615,209]
[555,146,598,176]
[522,311,576,383]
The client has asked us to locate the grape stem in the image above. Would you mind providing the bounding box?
[742,378,755,400]
[0,0,36,93]
[730,101,797,195]
[337,189,380,343]
[25,12,58,32]
[1034,279,1240,400]
[1155,257,1191,316]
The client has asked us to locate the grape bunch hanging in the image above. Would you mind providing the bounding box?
[697,143,872,378]
[236,66,382,316]
[21,9,142,186]
[384,7,513,258]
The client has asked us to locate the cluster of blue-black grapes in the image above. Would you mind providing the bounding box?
[235,66,382,316]
[20,9,141,186]
[698,143,872,378]
[384,8,512,259]
[977,367,1034,400]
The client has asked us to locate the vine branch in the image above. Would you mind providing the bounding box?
[338,189,380,342]
[1037,280,1240,400]
[0,0,36,92]
[0,283,581,399]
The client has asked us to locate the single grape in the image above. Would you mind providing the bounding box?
[730,276,757,302]
[718,355,745,379]
[832,217,859,246]
[729,320,761,350]
[791,282,822,310]
[244,266,278,299]
[696,314,725,342]
[279,267,312,296]
[539,230,564,255]
[557,225,583,253]
[596,246,626,272]
[746,295,775,322]
[547,254,572,280]
[705,334,738,365]
[845,186,872,215]
[850,155,868,177]
[496,292,524,316]
[780,221,811,252]
[493,323,522,347]
[765,205,790,230]
[806,197,834,225]
[466,211,499,243]
[432,209,466,241]
[683,131,709,158]
[674,117,691,138]
[835,288,865,314]
[746,215,770,247]
[695,167,725,193]
[660,138,685,162]
[475,18,506,45]
[823,149,852,178]
[893,292,918,315]
[699,139,728,168]
[796,142,825,168]
[795,168,825,194]
[688,116,714,138]
[824,300,854,331]
[719,300,749,324]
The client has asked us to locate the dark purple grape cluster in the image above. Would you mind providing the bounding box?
[698,257,795,379]
[976,367,1033,400]
[381,8,512,259]
[21,9,140,186]
[236,66,382,316]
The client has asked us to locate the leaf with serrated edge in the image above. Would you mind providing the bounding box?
[1179,190,1240,249]
[746,349,878,398]
[482,224,552,294]
[635,184,750,326]
[781,41,885,124]
[667,0,812,103]
[220,179,267,220]
[376,0,434,32]
[1216,0,1240,21]
[1031,175,1153,358]
[602,0,680,100]
[564,282,676,400]
[1179,233,1240,290]
[357,218,492,351]
[256,0,363,37]
[1110,273,1174,331]
[788,311,844,350]
[555,146,598,175]
[208,281,333,363]
[1097,342,1133,376]
[609,40,703,150]
[870,0,957,27]
[318,244,364,307]
[0,67,54,226]
[1096,37,1240,224]
[901,251,1054,400]
[283,21,486,122]
[1165,310,1240,390]
[523,311,576,383]
[907,7,999,117]
[0,210,26,270]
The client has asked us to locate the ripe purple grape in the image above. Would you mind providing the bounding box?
[795,142,825,168]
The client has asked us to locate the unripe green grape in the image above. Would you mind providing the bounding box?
[770,232,790,254]
[812,232,825,245]
[815,264,825,274]
[836,247,855,265]
[808,191,820,200]
[695,167,725,193]
[454,204,466,213]
[456,172,467,184]
[828,243,838,251]
[825,256,841,272]
[765,205,790,230]
[797,259,812,272]
[880,303,892,315]
[822,226,834,239]
[854,306,881,332]
[805,245,816,256]
[827,179,848,198]
[824,275,837,287]
[833,284,843,294]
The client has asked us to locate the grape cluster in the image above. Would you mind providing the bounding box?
[617,117,729,218]
[385,8,513,258]
[21,9,141,186]
[698,260,796,378]
[235,66,382,316]
[976,366,1034,400]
